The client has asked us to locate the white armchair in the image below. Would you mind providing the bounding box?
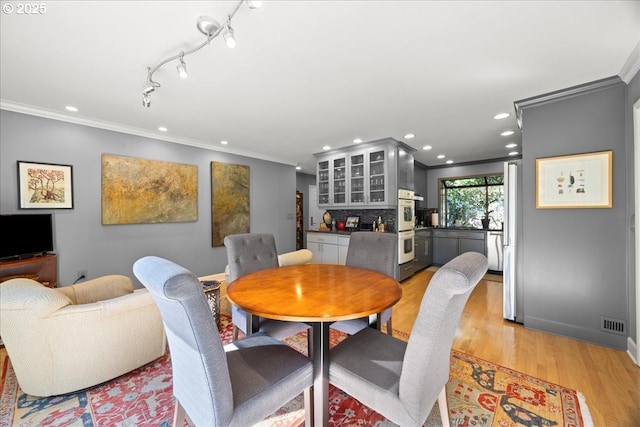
[0,275,166,396]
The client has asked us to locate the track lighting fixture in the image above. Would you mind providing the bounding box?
[176,52,188,78]
[142,0,260,107]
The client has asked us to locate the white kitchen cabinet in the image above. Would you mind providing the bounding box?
[317,159,330,206]
[314,138,415,209]
[346,147,388,206]
[331,155,348,206]
[317,153,348,208]
[337,236,350,265]
[306,233,350,265]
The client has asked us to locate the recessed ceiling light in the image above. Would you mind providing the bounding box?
[322,145,331,150]
[437,154,446,159]
[65,105,78,112]
[446,160,454,164]
[501,130,515,136]
[158,126,168,132]
[422,145,433,151]
[505,143,517,148]
[508,151,519,156]
[353,138,363,144]
[404,133,415,139]
[221,140,228,145]
[494,113,510,120]
[295,164,302,170]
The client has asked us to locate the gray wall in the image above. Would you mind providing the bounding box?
[1,110,297,286]
[520,79,629,349]
[420,75,635,350]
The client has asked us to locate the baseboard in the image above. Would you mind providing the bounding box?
[524,315,627,350]
[627,336,639,366]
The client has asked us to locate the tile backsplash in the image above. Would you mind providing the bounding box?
[325,208,397,232]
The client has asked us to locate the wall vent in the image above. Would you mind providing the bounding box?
[600,316,626,335]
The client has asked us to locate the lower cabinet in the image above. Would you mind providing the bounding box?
[414,229,432,271]
[433,229,485,266]
[307,233,350,265]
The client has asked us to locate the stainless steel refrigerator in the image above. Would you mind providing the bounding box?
[503,161,520,321]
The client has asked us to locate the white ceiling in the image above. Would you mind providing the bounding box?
[1,1,639,174]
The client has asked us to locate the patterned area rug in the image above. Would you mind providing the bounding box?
[0,314,591,427]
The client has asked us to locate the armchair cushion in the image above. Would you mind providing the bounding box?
[0,277,166,396]
[55,274,133,304]
[277,249,313,267]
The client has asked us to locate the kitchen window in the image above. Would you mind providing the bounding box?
[439,174,504,229]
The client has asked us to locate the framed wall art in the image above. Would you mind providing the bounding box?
[536,150,612,209]
[211,161,250,247]
[101,154,198,224]
[17,161,74,209]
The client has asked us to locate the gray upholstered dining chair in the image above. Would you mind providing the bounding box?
[224,233,312,346]
[133,255,313,427]
[330,231,398,336]
[329,252,488,427]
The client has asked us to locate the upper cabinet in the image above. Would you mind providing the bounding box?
[317,159,330,205]
[315,138,415,208]
[331,155,347,206]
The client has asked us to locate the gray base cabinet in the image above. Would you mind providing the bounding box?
[414,229,432,271]
[433,229,486,266]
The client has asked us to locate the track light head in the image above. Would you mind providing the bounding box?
[176,52,188,78]
[142,84,155,95]
[223,25,236,48]
[142,94,151,107]
[246,0,263,9]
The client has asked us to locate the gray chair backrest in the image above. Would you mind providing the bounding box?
[133,256,234,427]
[224,233,279,283]
[346,232,398,279]
[400,252,488,422]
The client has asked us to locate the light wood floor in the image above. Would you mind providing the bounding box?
[2,269,638,426]
[394,268,640,427]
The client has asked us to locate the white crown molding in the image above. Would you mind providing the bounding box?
[513,76,624,129]
[619,40,640,83]
[0,101,296,167]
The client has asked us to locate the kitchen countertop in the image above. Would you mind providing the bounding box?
[430,227,503,232]
[307,229,394,235]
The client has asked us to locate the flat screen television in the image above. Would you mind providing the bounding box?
[0,214,54,260]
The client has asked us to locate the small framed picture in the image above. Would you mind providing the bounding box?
[536,150,612,209]
[17,161,74,209]
[345,215,360,230]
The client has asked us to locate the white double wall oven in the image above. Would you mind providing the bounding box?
[398,189,415,265]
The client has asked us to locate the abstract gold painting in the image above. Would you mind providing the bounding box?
[101,154,198,224]
[211,161,249,247]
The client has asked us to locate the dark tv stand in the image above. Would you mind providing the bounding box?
[0,253,57,287]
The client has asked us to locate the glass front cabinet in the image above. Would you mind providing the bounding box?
[317,159,330,206]
[349,153,365,204]
[332,156,347,206]
[367,147,388,206]
[315,138,413,208]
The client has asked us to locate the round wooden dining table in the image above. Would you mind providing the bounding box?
[226,263,402,427]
